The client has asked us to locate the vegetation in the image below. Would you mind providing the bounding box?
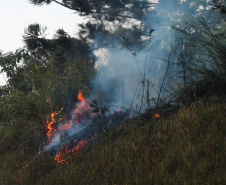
[0,97,225,184]
[0,0,225,184]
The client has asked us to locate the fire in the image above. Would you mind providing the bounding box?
[45,108,63,139]
[18,162,30,178]
[54,148,67,164]
[54,139,88,164]
[155,113,160,118]
[17,90,92,177]
[57,120,73,130]
[38,147,41,155]
[77,90,85,102]
[72,139,87,152]
[45,90,91,164]
[72,90,93,125]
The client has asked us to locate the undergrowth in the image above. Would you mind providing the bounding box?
[0,96,225,185]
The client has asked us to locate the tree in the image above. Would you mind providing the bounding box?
[0,49,33,94]
[0,24,96,113]
[28,0,155,50]
[22,24,95,71]
[213,0,226,14]
[28,0,154,21]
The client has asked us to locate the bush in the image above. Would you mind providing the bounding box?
[173,14,226,103]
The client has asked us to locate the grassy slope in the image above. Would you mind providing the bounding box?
[0,97,225,185]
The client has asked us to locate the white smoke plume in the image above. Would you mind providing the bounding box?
[91,0,217,112]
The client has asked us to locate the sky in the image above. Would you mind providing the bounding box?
[0,0,85,85]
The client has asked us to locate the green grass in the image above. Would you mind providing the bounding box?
[0,97,225,185]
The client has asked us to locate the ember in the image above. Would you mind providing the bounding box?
[54,139,87,164]
[155,114,160,118]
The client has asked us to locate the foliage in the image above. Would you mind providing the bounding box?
[27,0,154,50]
[172,12,226,103]
[22,24,95,68]
[28,0,153,21]
[0,55,95,121]
[0,1,226,184]
[213,0,226,14]
[0,24,96,162]
[0,23,96,112]
[0,24,95,95]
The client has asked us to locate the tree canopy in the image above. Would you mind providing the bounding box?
[29,0,154,21]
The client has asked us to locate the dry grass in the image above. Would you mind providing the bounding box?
[0,97,225,185]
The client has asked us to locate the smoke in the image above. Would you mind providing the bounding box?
[91,10,173,112]
[91,0,217,111]
[44,122,89,152]
[43,97,94,153]
[92,47,162,111]
[43,0,218,155]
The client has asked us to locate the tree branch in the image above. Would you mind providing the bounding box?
[52,0,149,20]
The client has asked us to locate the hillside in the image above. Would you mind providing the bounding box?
[0,96,225,185]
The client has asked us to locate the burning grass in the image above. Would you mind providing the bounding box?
[0,96,225,184]
[40,90,93,163]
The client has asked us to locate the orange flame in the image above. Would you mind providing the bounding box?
[42,90,91,165]
[55,148,67,164]
[50,90,90,164]
[77,90,85,101]
[45,108,63,139]
[72,139,87,152]
[44,90,88,139]
[155,114,160,118]
[20,90,89,174]
[72,90,93,124]
[54,139,87,164]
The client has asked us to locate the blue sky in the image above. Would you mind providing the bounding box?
[0,0,84,85]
